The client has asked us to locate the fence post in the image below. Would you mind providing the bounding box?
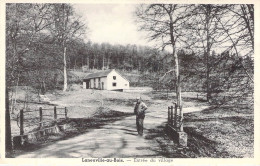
[65,107,67,119]
[171,106,173,126]
[54,106,57,121]
[39,107,42,128]
[174,103,177,128]
[20,109,24,135]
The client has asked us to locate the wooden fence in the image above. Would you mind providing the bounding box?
[168,103,183,131]
[18,106,68,136]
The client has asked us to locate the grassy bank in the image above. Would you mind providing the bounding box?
[145,105,254,158]
[183,106,253,158]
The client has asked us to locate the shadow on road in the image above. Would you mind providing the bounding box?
[13,109,134,157]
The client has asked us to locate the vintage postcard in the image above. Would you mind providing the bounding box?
[0,0,259,165]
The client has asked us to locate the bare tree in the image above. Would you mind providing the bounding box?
[6,4,56,111]
[214,4,254,105]
[218,4,254,80]
[6,3,54,155]
[176,4,253,105]
[49,4,86,91]
[136,4,194,111]
[183,5,230,101]
[184,4,254,105]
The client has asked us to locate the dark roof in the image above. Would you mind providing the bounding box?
[84,69,113,79]
[83,69,130,82]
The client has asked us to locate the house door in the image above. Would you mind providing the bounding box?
[98,78,101,89]
[101,82,104,90]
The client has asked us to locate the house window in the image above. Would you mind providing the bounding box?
[112,83,117,87]
[113,76,116,80]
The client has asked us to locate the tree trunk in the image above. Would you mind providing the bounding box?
[81,54,84,68]
[93,55,96,69]
[42,80,46,94]
[74,57,77,71]
[169,11,182,131]
[102,54,105,70]
[206,49,210,101]
[10,40,18,114]
[241,5,254,50]
[107,54,110,69]
[205,6,211,102]
[169,14,182,108]
[13,74,20,113]
[87,56,89,69]
[10,89,14,114]
[62,4,68,91]
[174,51,181,108]
[5,87,13,156]
[63,46,68,91]
[132,49,134,71]
[117,56,120,68]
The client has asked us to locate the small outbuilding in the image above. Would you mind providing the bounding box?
[83,69,130,91]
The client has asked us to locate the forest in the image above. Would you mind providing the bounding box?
[6,4,254,105]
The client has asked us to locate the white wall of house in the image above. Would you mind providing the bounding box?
[106,70,129,90]
[83,70,129,90]
[90,79,95,88]
[94,79,96,88]
[83,82,86,89]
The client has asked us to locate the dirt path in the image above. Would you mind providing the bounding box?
[15,101,209,158]
[16,112,163,157]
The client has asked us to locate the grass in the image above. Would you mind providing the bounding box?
[9,84,254,158]
[183,106,253,158]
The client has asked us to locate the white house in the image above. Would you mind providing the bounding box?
[83,69,130,91]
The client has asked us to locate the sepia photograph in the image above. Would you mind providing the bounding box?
[2,1,256,161]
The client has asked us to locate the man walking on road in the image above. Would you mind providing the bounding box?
[134,97,148,136]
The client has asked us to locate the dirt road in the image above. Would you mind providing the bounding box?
[16,101,208,158]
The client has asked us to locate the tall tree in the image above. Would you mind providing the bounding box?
[184,4,229,101]
[6,4,53,108]
[215,4,254,105]
[6,3,54,155]
[5,85,12,157]
[50,4,86,91]
[218,4,254,80]
[136,4,194,113]
[184,4,254,104]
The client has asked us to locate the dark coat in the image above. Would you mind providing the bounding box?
[134,101,148,119]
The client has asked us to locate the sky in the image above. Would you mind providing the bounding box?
[73,4,151,46]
